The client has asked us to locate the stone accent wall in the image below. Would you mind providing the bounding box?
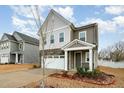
[40,48,64,56]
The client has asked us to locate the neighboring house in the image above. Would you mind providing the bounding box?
[38,9,98,71]
[0,31,39,64]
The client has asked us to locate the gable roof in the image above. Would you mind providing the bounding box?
[71,23,98,31]
[38,9,72,35]
[38,9,98,35]
[1,33,17,41]
[62,39,96,50]
[13,31,39,45]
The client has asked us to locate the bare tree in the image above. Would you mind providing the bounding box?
[111,41,124,61]
[29,5,46,87]
[99,41,124,62]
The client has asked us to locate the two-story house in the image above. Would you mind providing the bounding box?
[0,31,39,64]
[38,9,98,71]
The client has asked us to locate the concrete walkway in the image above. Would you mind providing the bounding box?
[0,68,58,88]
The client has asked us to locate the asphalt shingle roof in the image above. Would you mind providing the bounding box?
[4,33,17,41]
[14,31,39,45]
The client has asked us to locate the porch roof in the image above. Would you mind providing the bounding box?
[11,51,23,54]
[61,39,96,51]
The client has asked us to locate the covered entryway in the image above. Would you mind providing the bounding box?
[11,51,24,64]
[62,39,96,71]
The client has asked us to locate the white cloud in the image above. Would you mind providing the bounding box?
[80,14,124,34]
[10,5,47,38]
[12,16,38,38]
[10,5,76,38]
[52,6,76,23]
[113,16,124,27]
[105,6,124,15]
[12,16,27,29]
[80,18,117,34]
[10,6,33,18]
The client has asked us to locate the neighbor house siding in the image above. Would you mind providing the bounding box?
[10,41,19,52]
[23,43,39,64]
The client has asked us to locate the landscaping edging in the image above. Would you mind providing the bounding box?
[49,72,115,85]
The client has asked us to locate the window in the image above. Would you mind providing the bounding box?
[85,52,89,63]
[60,55,65,58]
[79,31,86,41]
[19,42,23,50]
[50,35,54,44]
[59,33,64,42]
[54,55,59,58]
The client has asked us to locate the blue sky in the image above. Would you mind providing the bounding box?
[0,5,124,51]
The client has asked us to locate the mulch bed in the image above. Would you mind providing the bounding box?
[49,72,116,85]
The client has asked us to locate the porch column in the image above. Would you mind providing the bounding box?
[15,53,18,64]
[89,48,93,71]
[64,51,68,71]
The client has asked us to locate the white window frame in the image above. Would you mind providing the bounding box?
[79,31,87,41]
[19,42,23,51]
[50,35,54,44]
[59,32,64,43]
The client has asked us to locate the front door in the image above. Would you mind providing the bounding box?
[75,52,81,68]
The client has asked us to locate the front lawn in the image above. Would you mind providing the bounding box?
[23,66,124,88]
[0,64,38,73]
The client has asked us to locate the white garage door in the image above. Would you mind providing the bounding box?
[0,55,9,64]
[42,55,65,70]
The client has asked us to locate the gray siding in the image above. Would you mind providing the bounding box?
[23,43,39,64]
[73,25,98,45]
[1,35,8,41]
[10,41,19,52]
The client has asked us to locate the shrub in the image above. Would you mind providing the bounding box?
[33,65,38,68]
[76,67,102,78]
[77,67,89,77]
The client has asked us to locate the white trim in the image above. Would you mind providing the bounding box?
[89,49,93,71]
[59,32,64,43]
[62,39,96,50]
[15,53,18,64]
[44,25,69,34]
[64,51,68,70]
[79,31,87,41]
[64,46,93,51]
[74,51,82,69]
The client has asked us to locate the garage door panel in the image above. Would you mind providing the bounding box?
[43,56,65,70]
[1,56,9,63]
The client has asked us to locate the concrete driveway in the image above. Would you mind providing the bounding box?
[0,68,59,88]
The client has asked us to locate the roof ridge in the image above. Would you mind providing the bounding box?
[14,31,38,40]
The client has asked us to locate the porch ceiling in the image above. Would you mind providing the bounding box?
[62,39,96,51]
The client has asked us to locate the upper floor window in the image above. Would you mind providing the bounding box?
[0,42,9,50]
[19,42,23,50]
[50,35,54,44]
[79,31,86,41]
[59,32,64,42]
